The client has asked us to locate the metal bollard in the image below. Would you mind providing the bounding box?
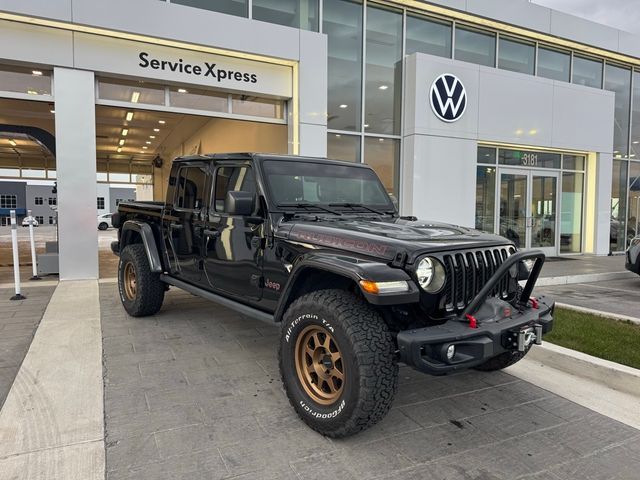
[27,209,40,280]
[9,210,26,300]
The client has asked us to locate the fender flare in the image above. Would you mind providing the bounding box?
[273,253,419,321]
[121,220,163,273]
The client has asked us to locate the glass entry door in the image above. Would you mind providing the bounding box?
[498,168,559,256]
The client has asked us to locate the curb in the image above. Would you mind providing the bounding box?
[528,342,640,398]
[555,302,640,325]
[535,270,635,286]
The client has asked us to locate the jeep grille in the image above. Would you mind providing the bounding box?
[439,246,516,313]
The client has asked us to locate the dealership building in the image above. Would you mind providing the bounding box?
[0,0,638,279]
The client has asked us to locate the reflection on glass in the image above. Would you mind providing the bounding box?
[324,0,363,132]
[499,173,527,248]
[611,159,628,252]
[171,0,247,17]
[98,78,165,105]
[537,47,570,82]
[365,4,402,135]
[628,162,640,246]
[253,0,318,31]
[328,133,360,162]
[475,166,495,232]
[530,175,556,248]
[231,95,284,118]
[562,155,585,171]
[499,149,561,169]
[561,172,583,253]
[132,163,154,184]
[405,14,452,58]
[631,71,640,160]
[455,27,496,67]
[0,66,52,96]
[572,56,602,88]
[604,64,632,157]
[363,137,399,195]
[477,146,496,164]
[170,87,228,112]
[498,37,534,75]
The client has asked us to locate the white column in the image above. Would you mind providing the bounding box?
[54,67,98,280]
[594,152,613,255]
[298,30,327,157]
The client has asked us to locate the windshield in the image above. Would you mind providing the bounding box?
[263,160,394,212]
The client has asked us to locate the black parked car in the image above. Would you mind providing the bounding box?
[111,153,553,437]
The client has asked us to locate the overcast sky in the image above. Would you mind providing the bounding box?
[532,0,640,34]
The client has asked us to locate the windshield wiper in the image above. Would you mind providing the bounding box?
[278,202,342,216]
[328,202,391,215]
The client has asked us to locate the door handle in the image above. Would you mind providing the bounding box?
[203,229,220,238]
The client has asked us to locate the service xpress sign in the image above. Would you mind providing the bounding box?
[73,33,292,98]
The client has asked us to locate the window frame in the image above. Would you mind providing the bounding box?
[212,164,257,214]
[173,164,212,213]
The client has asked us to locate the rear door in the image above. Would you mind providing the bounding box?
[203,163,264,300]
[163,163,211,285]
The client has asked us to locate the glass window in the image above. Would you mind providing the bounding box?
[35,216,43,224]
[176,166,210,210]
[253,0,319,31]
[231,95,284,119]
[48,197,57,206]
[169,87,228,112]
[213,167,255,212]
[327,133,360,162]
[324,0,363,132]
[131,163,153,184]
[364,137,399,196]
[405,14,451,58]
[560,172,584,253]
[454,27,496,67]
[631,71,640,160]
[98,78,165,105]
[0,65,52,96]
[0,194,17,208]
[109,160,131,183]
[611,159,628,252]
[628,162,640,244]
[475,166,496,233]
[498,149,561,169]
[97,197,105,210]
[562,155,585,171]
[365,4,402,135]
[498,37,534,75]
[604,64,632,158]
[171,0,247,17]
[477,146,496,164]
[537,46,570,82]
[49,216,54,225]
[35,197,43,205]
[572,56,602,88]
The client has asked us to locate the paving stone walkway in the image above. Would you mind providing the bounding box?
[100,284,640,480]
[0,285,56,409]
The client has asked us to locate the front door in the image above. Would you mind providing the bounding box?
[498,168,559,256]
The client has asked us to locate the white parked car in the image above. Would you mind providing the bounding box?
[21,216,39,227]
[97,213,113,230]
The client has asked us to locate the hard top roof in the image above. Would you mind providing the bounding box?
[172,153,371,168]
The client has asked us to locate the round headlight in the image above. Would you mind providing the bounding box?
[416,257,446,293]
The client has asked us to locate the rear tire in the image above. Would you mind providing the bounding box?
[98,222,109,230]
[118,244,165,317]
[474,346,531,371]
[279,289,398,438]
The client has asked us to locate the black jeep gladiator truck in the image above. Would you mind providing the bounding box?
[111,153,553,437]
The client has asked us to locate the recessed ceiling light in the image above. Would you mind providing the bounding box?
[614,150,619,154]
[339,104,348,109]
[146,141,151,145]
[158,120,166,124]
[378,138,384,142]
[125,111,134,122]
[27,90,38,95]
[119,139,125,146]
[142,146,148,149]
[149,135,156,139]
[378,85,389,90]
[153,128,160,132]
[177,88,188,93]
[364,124,369,128]
[9,139,17,146]
[32,70,43,76]
[631,154,636,158]
[50,109,55,114]
[131,91,140,103]
[121,128,129,136]
[117,147,122,153]
[335,134,341,138]
[633,141,639,145]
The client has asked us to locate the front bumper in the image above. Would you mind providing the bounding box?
[397,249,553,375]
[397,296,554,374]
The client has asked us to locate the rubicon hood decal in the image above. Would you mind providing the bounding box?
[289,230,391,257]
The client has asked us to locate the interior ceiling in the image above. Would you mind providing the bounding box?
[0,98,212,166]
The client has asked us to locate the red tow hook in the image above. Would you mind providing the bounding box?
[465,313,478,329]
[530,297,539,309]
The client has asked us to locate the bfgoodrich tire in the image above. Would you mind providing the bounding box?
[279,289,398,438]
[473,346,531,371]
[118,244,165,317]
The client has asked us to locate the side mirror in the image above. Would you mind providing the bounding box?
[225,190,254,216]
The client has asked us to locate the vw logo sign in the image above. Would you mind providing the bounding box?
[430,73,467,122]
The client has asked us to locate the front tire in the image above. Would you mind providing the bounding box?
[279,290,398,438]
[98,222,109,230]
[118,244,165,317]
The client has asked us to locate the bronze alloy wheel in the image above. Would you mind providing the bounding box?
[123,262,137,300]
[294,325,345,405]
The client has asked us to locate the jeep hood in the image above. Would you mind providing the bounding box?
[281,217,512,262]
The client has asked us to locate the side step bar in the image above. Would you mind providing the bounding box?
[160,275,275,324]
